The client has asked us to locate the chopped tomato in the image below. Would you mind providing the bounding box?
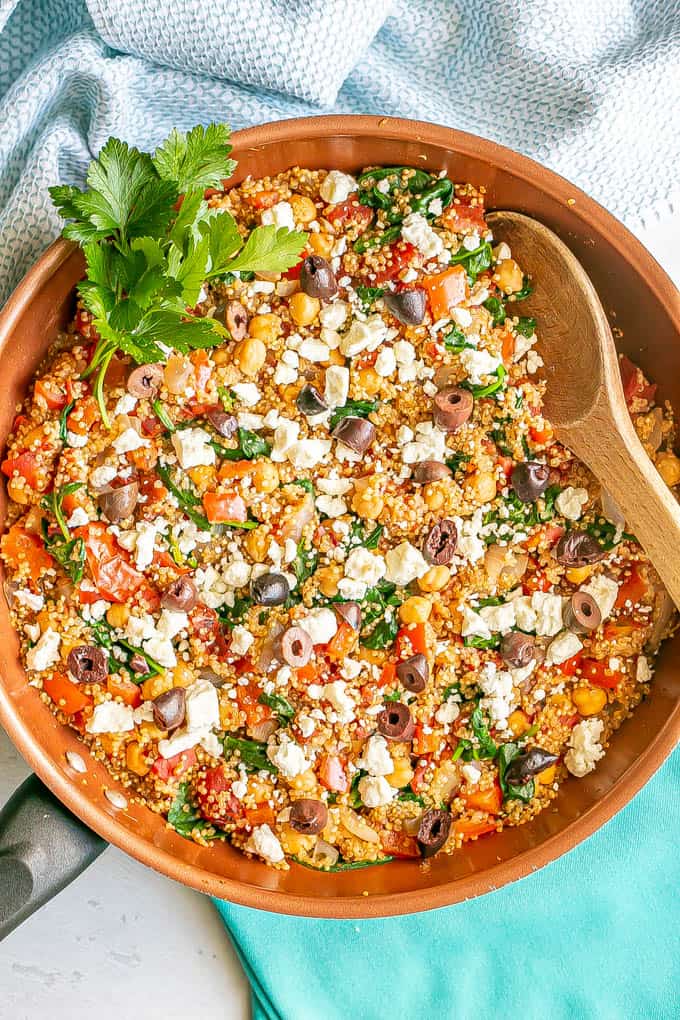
[235,681,273,729]
[522,565,551,594]
[496,455,514,479]
[462,780,502,814]
[619,354,656,409]
[66,396,100,436]
[77,584,104,606]
[34,378,67,410]
[454,818,498,841]
[317,754,348,793]
[529,424,552,445]
[603,618,641,640]
[1,524,53,574]
[614,564,646,609]
[324,195,373,232]
[190,349,212,389]
[43,673,92,715]
[194,763,243,826]
[189,604,228,658]
[559,653,583,677]
[1,450,41,489]
[295,662,317,686]
[244,805,276,828]
[324,620,356,661]
[284,258,304,280]
[395,622,427,660]
[202,490,248,524]
[441,200,486,234]
[141,415,164,437]
[74,522,146,603]
[372,241,419,284]
[413,724,439,756]
[246,189,280,210]
[422,265,468,320]
[106,675,142,708]
[380,830,421,859]
[152,748,197,782]
[581,658,622,689]
[217,460,254,481]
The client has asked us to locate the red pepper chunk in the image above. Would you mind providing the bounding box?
[395,622,427,660]
[422,265,468,319]
[380,830,421,859]
[202,491,247,524]
[195,764,244,827]
[581,658,622,689]
[1,450,41,489]
[74,522,147,603]
[152,748,197,782]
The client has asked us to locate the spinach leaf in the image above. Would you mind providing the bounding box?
[212,426,271,461]
[497,742,535,803]
[460,365,507,399]
[350,770,367,808]
[258,691,295,723]
[515,316,536,338]
[463,634,501,650]
[355,285,385,312]
[293,855,394,872]
[156,463,211,530]
[584,517,636,550]
[510,277,532,300]
[216,594,253,629]
[223,735,275,773]
[398,789,425,805]
[348,517,383,551]
[87,616,163,679]
[483,295,506,326]
[470,705,498,759]
[443,324,474,351]
[291,539,319,588]
[168,781,222,841]
[482,483,561,542]
[360,581,402,650]
[445,451,472,474]
[383,690,402,702]
[353,223,401,255]
[409,178,454,218]
[40,482,86,583]
[58,399,75,444]
[152,398,175,432]
[356,166,432,191]
[329,398,378,430]
[362,612,399,650]
[450,241,493,282]
[290,478,314,494]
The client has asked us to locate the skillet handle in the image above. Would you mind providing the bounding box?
[0,774,106,940]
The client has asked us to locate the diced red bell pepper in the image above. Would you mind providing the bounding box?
[580,658,622,689]
[188,603,228,658]
[284,258,304,280]
[202,490,248,524]
[1,524,53,574]
[194,763,244,827]
[454,818,498,841]
[395,622,428,660]
[614,564,646,609]
[462,780,503,814]
[317,754,348,793]
[74,523,146,604]
[422,265,468,319]
[380,830,421,859]
[372,241,419,284]
[246,189,280,210]
[324,620,356,661]
[235,681,273,729]
[1,450,41,489]
[558,653,583,677]
[441,200,487,234]
[324,195,372,232]
[43,673,92,715]
[152,748,197,782]
[411,759,430,793]
[522,565,551,594]
[107,675,142,708]
[34,378,67,410]
[413,724,439,756]
[619,355,656,409]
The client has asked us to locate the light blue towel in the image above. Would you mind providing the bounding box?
[1,3,679,1018]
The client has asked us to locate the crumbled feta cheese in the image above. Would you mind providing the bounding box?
[341,546,386,595]
[223,559,252,588]
[358,775,397,808]
[546,630,583,665]
[66,506,90,528]
[324,365,350,408]
[374,346,397,377]
[459,347,502,385]
[114,393,138,416]
[565,718,605,777]
[435,700,460,725]
[319,300,349,331]
[453,509,487,566]
[299,339,330,363]
[171,427,215,469]
[183,677,220,731]
[112,427,148,454]
[531,591,565,637]
[287,438,332,470]
[133,520,157,571]
[461,762,482,784]
[399,421,448,464]
[143,635,177,668]
[526,350,544,374]
[384,541,429,586]
[86,701,134,734]
[274,362,298,385]
[157,729,200,759]
[556,486,589,521]
[339,658,362,681]
[270,418,299,462]
[460,605,492,640]
[478,661,516,728]
[13,589,45,611]
[451,306,472,328]
[296,713,316,738]
[298,608,338,645]
[230,625,254,657]
[156,609,188,641]
[247,823,285,863]
[316,475,352,496]
[479,601,516,633]
[267,733,310,777]
[339,315,389,357]
[357,734,394,776]
[324,679,356,723]
[319,171,357,205]
[581,574,619,620]
[231,382,261,406]
[90,465,117,490]
[636,655,652,683]
[26,628,60,671]
[66,431,88,448]
[261,200,295,230]
[125,613,155,644]
[401,212,443,260]
[316,494,347,518]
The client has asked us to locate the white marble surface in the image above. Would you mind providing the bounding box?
[0,213,677,1020]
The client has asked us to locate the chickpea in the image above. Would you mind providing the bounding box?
[316,564,342,597]
[244,527,269,562]
[399,596,432,624]
[36,609,52,632]
[572,686,607,716]
[494,258,524,295]
[326,348,345,367]
[656,450,680,487]
[423,483,445,510]
[289,194,317,224]
[234,336,267,376]
[172,661,195,687]
[467,469,497,504]
[248,313,282,345]
[281,826,316,856]
[288,768,317,792]
[418,565,451,593]
[139,721,168,742]
[289,291,320,326]
[212,347,229,365]
[106,604,130,629]
[351,477,384,520]
[252,459,280,493]
[386,758,415,789]
[309,232,334,257]
[507,709,530,737]
[565,565,594,584]
[126,741,150,777]
[357,367,382,396]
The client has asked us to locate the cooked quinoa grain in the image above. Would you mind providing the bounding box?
[2,163,677,872]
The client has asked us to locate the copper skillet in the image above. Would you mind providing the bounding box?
[0,116,679,935]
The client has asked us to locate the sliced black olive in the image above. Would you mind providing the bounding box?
[504,747,559,785]
[251,571,290,606]
[280,626,313,667]
[336,601,362,631]
[383,288,427,326]
[500,631,538,669]
[433,386,474,431]
[296,384,328,417]
[412,460,452,484]
[127,363,163,399]
[161,576,198,612]
[422,519,458,565]
[299,256,338,300]
[205,408,238,438]
[153,687,186,731]
[332,416,376,454]
[377,702,415,741]
[97,481,139,523]
[563,591,601,634]
[510,462,550,503]
[417,808,452,858]
[67,645,108,684]
[289,798,328,835]
[396,653,429,693]
[555,530,607,567]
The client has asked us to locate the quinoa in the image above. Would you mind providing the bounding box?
[2,164,678,872]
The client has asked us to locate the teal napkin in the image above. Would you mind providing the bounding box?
[215,747,679,1020]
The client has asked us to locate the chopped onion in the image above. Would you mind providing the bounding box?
[258,620,285,671]
[339,806,380,844]
[485,545,529,587]
[600,486,626,533]
[249,718,278,742]
[312,838,339,868]
[403,815,422,836]
[281,493,314,542]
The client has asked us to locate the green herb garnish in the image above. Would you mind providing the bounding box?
[483,295,506,326]
[329,398,379,430]
[355,285,385,312]
[156,463,211,530]
[211,427,271,461]
[223,735,275,774]
[470,705,498,759]
[58,400,75,444]
[258,691,295,724]
[168,781,223,841]
[515,316,536,338]
[216,594,253,629]
[445,451,472,474]
[461,365,507,399]
[497,742,535,803]
[40,482,86,583]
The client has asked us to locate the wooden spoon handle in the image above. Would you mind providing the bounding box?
[567,407,680,609]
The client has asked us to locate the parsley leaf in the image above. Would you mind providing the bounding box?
[217,594,253,629]
[355,285,385,312]
[212,427,271,461]
[225,224,307,275]
[152,123,237,193]
[156,463,211,530]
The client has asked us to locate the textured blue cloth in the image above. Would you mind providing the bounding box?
[216,749,680,1020]
[1,3,679,1018]
[1,0,680,305]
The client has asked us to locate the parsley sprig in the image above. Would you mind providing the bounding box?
[40,482,86,583]
[49,123,306,426]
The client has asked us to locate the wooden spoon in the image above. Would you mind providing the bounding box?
[487,210,680,608]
